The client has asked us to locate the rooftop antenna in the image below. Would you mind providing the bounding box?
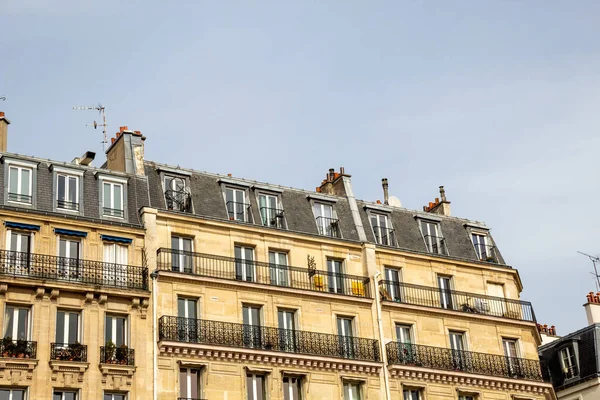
[578,251,600,292]
[0,96,6,101]
[73,103,108,151]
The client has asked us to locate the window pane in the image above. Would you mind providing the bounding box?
[58,175,66,201]
[116,318,124,345]
[56,311,65,343]
[53,393,62,400]
[65,392,77,400]
[68,313,79,343]
[255,375,264,400]
[17,308,28,339]
[246,374,253,399]
[12,390,25,400]
[68,177,77,202]
[20,169,30,195]
[113,185,122,210]
[179,368,187,397]
[9,167,18,194]
[4,307,14,338]
[105,315,112,343]
[103,183,111,208]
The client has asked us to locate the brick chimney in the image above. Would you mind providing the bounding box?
[0,112,10,152]
[423,186,451,216]
[316,167,350,196]
[537,323,559,345]
[382,178,389,205]
[105,126,146,175]
[584,292,600,325]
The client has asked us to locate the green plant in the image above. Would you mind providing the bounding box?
[15,339,27,357]
[69,342,84,361]
[104,340,116,363]
[1,336,15,357]
[116,344,129,364]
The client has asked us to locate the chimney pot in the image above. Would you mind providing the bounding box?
[227,173,232,177]
[0,112,4,117]
[111,137,116,144]
[340,167,345,174]
[439,186,447,202]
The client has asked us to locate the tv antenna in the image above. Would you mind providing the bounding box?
[0,96,6,101]
[73,104,108,151]
[578,251,600,291]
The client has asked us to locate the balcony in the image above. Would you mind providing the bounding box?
[157,248,371,298]
[100,345,135,366]
[226,201,251,222]
[0,250,149,290]
[386,342,545,382]
[259,207,285,228]
[316,216,340,237]
[0,338,36,359]
[423,234,447,254]
[373,226,396,247]
[159,316,380,362]
[57,199,80,211]
[102,207,125,218]
[165,189,192,213]
[379,281,535,322]
[50,343,87,362]
[474,243,500,263]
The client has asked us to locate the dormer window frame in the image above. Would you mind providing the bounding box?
[310,198,341,238]
[3,157,38,207]
[417,216,448,255]
[255,190,286,229]
[222,184,253,223]
[367,209,396,247]
[52,165,84,215]
[161,172,193,213]
[558,341,580,381]
[97,174,128,221]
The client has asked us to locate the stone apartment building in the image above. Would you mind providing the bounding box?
[0,111,555,400]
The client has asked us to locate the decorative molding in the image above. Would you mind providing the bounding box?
[0,284,7,297]
[140,299,149,319]
[159,341,381,376]
[49,360,89,384]
[0,359,38,384]
[35,287,45,300]
[98,294,108,305]
[84,292,95,305]
[49,289,59,300]
[99,364,136,389]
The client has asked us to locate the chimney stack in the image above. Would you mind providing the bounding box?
[0,112,11,152]
[382,178,389,205]
[584,292,600,326]
[105,126,146,175]
[316,167,351,196]
[423,185,451,216]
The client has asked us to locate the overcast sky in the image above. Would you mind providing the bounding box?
[2,0,599,335]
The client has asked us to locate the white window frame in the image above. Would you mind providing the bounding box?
[370,213,393,245]
[102,181,124,217]
[177,297,198,319]
[327,259,344,294]
[559,345,578,378]
[6,158,35,205]
[54,166,83,212]
[283,375,302,400]
[171,236,194,273]
[384,267,402,301]
[438,275,454,309]
[449,330,466,351]
[98,175,127,219]
[247,373,266,400]
[313,202,336,236]
[396,324,413,344]
[225,186,248,222]
[56,174,79,211]
[471,231,490,260]
[103,393,127,400]
[0,388,28,400]
[180,367,202,399]
[269,250,289,286]
[235,245,256,282]
[103,242,129,287]
[53,390,79,400]
[258,192,282,227]
[55,309,82,345]
[343,381,362,400]
[402,388,422,400]
[3,304,32,340]
[105,314,129,346]
[6,229,34,253]
[458,394,477,400]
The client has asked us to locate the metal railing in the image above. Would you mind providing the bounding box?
[474,243,499,263]
[259,207,285,228]
[165,189,192,213]
[379,280,535,322]
[563,364,578,379]
[7,192,32,204]
[102,207,125,218]
[57,199,80,211]
[226,201,251,222]
[423,235,447,254]
[100,345,135,365]
[157,248,371,298]
[159,316,380,362]
[0,339,37,359]
[315,216,340,237]
[0,250,148,290]
[373,226,396,247]
[50,343,87,362]
[386,342,545,382]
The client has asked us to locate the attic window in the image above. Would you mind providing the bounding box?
[257,192,285,229]
[419,220,447,255]
[225,186,251,222]
[313,202,339,238]
[164,175,192,213]
[370,213,396,246]
[559,345,579,379]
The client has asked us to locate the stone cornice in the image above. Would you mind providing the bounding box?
[159,341,382,376]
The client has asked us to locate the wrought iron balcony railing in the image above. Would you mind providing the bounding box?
[165,189,192,213]
[259,207,285,228]
[57,199,80,211]
[0,250,148,290]
[102,207,125,218]
[423,234,447,254]
[157,248,371,298]
[372,226,397,247]
[386,342,545,382]
[159,316,380,362]
[50,342,87,362]
[100,345,135,366]
[0,339,37,359]
[315,216,340,237]
[7,192,32,204]
[474,243,499,263]
[226,201,252,222]
[379,280,535,322]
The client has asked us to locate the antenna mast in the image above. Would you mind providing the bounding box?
[73,104,108,151]
[0,96,6,101]
[578,251,600,291]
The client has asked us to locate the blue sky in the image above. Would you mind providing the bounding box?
[2,0,600,335]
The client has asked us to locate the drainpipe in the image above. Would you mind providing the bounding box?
[150,269,159,400]
[374,271,391,400]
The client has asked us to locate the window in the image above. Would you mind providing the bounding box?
[560,345,578,378]
[6,231,32,275]
[180,367,201,399]
[403,389,421,400]
[313,203,338,237]
[278,309,296,352]
[396,324,412,344]
[103,243,128,287]
[396,324,414,363]
[258,193,284,228]
[177,298,198,342]
[0,389,26,400]
[58,237,81,280]
[438,276,454,309]
[103,394,126,400]
[283,376,302,400]
[384,267,401,301]
[449,331,466,370]
[246,373,265,400]
[8,165,32,204]
[420,220,445,254]
[243,305,262,349]
[102,181,124,218]
[105,315,127,346]
[327,259,344,294]
[343,382,361,400]
[371,213,394,246]
[502,338,521,377]
[56,310,80,345]
[53,391,77,400]
[57,174,79,211]
[4,306,31,340]
[458,395,476,400]
[171,236,193,273]
[226,187,249,222]
[269,251,288,286]
[472,233,491,260]
[235,246,255,282]
[337,316,354,358]
[164,176,191,212]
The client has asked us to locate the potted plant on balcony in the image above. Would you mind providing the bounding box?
[104,340,116,364]
[2,336,15,357]
[15,339,27,358]
[69,342,84,361]
[116,344,129,365]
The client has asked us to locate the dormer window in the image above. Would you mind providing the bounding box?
[560,345,578,379]
[7,164,33,204]
[98,174,127,220]
[472,233,496,262]
[164,175,192,213]
[313,202,339,237]
[226,187,250,222]
[57,173,79,211]
[370,213,396,246]
[420,220,446,254]
[258,193,284,228]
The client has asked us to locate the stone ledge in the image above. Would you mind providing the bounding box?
[49,360,89,383]
[0,358,38,383]
[99,363,136,390]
